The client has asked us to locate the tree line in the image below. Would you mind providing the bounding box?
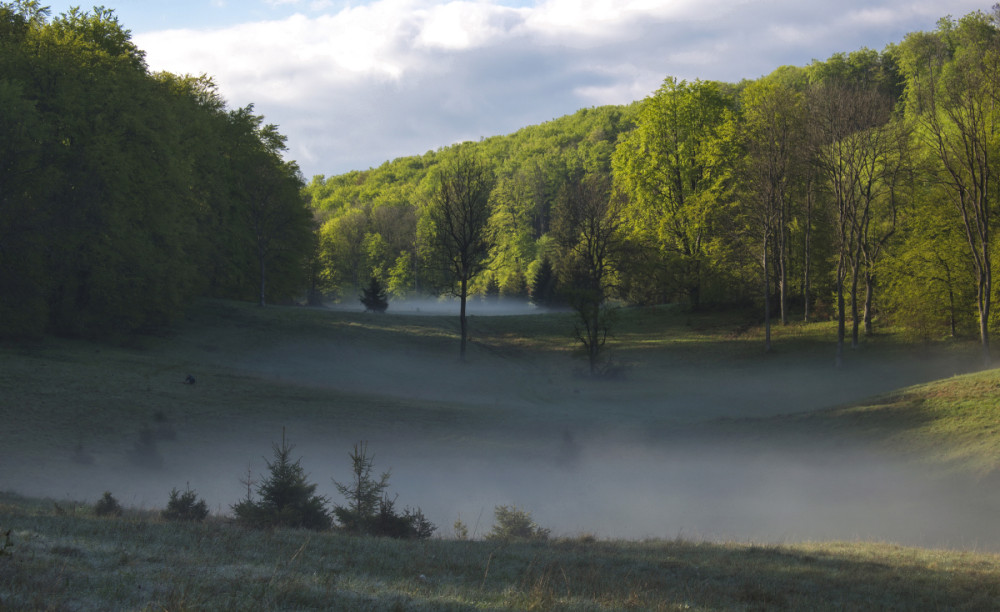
[308,7,1000,365]
[0,2,314,338]
[4,3,999,368]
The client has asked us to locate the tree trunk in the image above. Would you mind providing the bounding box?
[850,241,863,349]
[763,234,772,353]
[863,271,874,336]
[459,275,468,361]
[978,261,991,367]
[778,201,788,326]
[803,180,813,322]
[258,246,267,307]
[835,252,846,368]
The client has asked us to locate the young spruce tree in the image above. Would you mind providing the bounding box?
[233,430,331,530]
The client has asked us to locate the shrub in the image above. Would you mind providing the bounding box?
[486,505,549,542]
[94,491,123,517]
[162,486,209,522]
[232,431,332,530]
[332,442,435,539]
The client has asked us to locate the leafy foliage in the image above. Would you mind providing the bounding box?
[0,4,314,338]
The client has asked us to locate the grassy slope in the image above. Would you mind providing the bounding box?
[774,369,1000,475]
[3,300,1000,609]
[2,492,1000,611]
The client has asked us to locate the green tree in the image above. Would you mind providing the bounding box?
[897,11,1000,365]
[613,77,734,309]
[734,78,806,350]
[226,108,314,306]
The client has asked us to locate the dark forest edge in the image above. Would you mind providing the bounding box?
[4,2,1000,368]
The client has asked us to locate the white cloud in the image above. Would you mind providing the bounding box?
[134,0,988,177]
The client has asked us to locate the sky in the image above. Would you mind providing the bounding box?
[40,1,991,179]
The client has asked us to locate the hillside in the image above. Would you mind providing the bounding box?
[3,300,1000,607]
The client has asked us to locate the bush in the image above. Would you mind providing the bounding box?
[94,491,123,517]
[332,442,435,539]
[162,486,209,522]
[486,505,549,542]
[232,431,332,530]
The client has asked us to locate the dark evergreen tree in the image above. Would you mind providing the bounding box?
[359,275,389,312]
[233,431,331,530]
[530,257,558,307]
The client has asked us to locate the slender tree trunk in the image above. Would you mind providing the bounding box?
[835,251,846,368]
[778,201,788,326]
[763,234,772,353]
[863,271,875,336]
[978,258,991,367]
[803,180,813,322]
[850,240,863,349]
[258,246,267,307]
[459,275,468,360]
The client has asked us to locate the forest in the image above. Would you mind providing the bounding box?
[0,3,314,338]
[3,2,1000,364]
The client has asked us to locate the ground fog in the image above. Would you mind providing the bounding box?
[1,306,992,550]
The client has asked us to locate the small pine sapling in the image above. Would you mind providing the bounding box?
[332,441,390,534]
[232,430,332,530]
[485,505,549,542]
[332,442,435,539]
[162,486,209,522]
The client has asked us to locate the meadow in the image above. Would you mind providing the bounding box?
[2,299,1000,609]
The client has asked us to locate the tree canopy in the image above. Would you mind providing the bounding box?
[0,3,314,338]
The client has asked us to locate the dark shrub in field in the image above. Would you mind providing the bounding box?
[94,492,123,517]
[162,486,209,522]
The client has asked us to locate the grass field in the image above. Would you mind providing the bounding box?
[3,490,1000,611]
[3,298,1000,609]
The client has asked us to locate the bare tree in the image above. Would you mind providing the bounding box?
[553,174,627,375]
[427,148,496,360]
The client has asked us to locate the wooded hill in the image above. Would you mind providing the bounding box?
[308,7,1000,363]
[3,3,1000,364]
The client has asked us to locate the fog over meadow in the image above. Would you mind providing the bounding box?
[5,304,995,551]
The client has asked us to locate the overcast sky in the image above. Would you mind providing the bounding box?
[41,1,990,178]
